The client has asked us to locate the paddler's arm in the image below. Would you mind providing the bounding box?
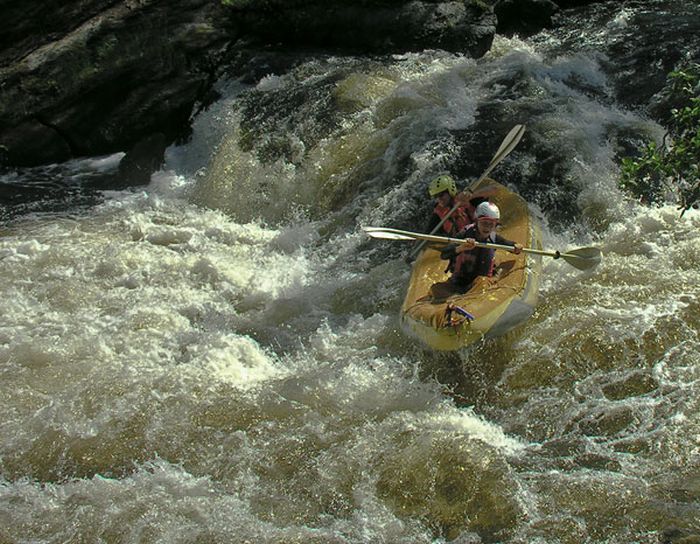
[456,237,523,254]
[495,235,523,254]
[439,243,458,260]
[455,238,477,252]
[455,185,497,204]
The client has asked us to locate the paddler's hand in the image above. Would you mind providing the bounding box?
[512,243,523,255]
[454,191,472,206]
[456,238,476,253]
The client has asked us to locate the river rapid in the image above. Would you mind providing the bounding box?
[1,1,699,542]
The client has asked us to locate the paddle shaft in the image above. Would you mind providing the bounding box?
[365,226,601,269]
[397,230,555,257]
[409,125,526,259]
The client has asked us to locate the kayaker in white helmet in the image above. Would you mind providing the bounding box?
[430,201,523,298]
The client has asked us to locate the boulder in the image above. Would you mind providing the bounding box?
[0,0,233,167]
[117,132,167,187]
[229,1,497,56]
[494,0,559,36]
[0,0,499,169]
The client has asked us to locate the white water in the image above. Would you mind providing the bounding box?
[2,5,700,542]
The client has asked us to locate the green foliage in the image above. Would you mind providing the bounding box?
[620,63,700,215]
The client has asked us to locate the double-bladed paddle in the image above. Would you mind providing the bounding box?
[409,124,527,259]
[365,226,602,271]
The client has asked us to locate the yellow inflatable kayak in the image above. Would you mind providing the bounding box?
[400,178,542,351]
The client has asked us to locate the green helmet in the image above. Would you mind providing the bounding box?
[428,174,457,197]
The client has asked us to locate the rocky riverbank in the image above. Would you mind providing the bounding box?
[0,0,657,179]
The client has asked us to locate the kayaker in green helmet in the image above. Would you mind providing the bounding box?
[426,173,493,236]
[429,201,523,299]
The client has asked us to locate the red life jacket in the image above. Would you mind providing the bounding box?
[451,226,497,283]
[433,201,470,236]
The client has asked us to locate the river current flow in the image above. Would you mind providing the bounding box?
[1,1,699,542]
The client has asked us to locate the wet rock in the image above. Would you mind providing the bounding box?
[662,527,700,544]
[598,2,700,111]
[0,118,73,166]
[534,1,700,115]
[231,1,497,56]
[117,133,167,187]
[0,0,116,65]
[577,406,636,437]
[574,452,621,471]
[552,0,607,7]
[0,0,233,168]
[494,0,559,37]
[602,371,658,401]
[0,0,498,171]
[612,437,652,455]
[0,0,686,172]
[539,437,587,457]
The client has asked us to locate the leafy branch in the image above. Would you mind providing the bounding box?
[620,63,700,216]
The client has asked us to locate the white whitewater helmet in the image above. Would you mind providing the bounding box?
[475,201,500,221]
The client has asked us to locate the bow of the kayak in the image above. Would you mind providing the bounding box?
[400,179,542,351]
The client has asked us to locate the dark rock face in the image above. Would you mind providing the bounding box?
[0,0,118,66]
[0,0,233,167]
[552,0,606,7]
[117,132,167,187]
[232,1,497,56]
[543,0,700,116]
[494,0,559,36]
[0,119,74,166]
[0,0,611,171]
[602,3,700,113]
